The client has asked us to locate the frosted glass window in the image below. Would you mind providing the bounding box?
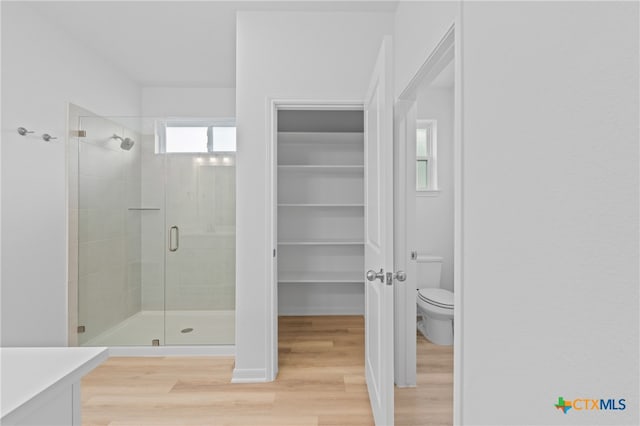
[159,120,237,154]
[166,126,208,153]
[212,127,236,152]
[416,120,437,192]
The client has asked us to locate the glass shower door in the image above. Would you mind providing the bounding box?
[164,152,236,345]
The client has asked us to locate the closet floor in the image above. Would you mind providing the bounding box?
[81,316,452,425]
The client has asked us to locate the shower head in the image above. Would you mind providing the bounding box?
[120,137,135,151]
[111,134,135,151]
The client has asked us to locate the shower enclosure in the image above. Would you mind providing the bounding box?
[69,110,235,347]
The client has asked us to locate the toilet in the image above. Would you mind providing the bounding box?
[416,255,454,345]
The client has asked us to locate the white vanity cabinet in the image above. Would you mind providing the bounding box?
[1,347,108,425]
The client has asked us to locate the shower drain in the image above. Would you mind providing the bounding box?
[181,328,194,334]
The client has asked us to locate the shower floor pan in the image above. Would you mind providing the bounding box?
[82,310,235,348]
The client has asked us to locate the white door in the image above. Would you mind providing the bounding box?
[393,100,418,387]
[364,36,396,426]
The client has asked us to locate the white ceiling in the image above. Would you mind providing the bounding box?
[32,1,398,88]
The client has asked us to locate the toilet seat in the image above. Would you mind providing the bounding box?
[417,288,453,310]
[416,288,454,345]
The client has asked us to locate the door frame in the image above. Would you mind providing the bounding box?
[394,21,464,424]
[266,99,365,381]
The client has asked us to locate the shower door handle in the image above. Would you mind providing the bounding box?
[169,226,179,252]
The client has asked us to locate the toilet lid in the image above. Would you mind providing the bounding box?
[418,288,454,309]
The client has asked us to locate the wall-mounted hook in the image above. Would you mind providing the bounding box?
[17,127,35,136]
[42,133,57,142]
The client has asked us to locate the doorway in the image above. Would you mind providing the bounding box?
[271,104,371,418]
[393,23,461,425]
[267,36,396,426]
[275,108,366,316]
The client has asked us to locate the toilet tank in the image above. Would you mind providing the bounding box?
[416,255,443,289]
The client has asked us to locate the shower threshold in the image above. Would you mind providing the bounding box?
[81,310,235,354]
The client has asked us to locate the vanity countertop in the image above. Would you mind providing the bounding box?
[1,347,108,423]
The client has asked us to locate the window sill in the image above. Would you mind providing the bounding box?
[416,190,441,197]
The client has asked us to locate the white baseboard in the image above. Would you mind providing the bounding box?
[395,382,417,388]
[108,345,235,357]
[231,368,270,383]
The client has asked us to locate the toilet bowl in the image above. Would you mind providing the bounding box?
[417,288,454,345]
[415,255,454,345]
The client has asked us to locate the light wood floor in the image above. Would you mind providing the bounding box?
[82,316,452,426]
[395,329,454,426]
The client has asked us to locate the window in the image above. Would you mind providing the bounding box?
[416,119,437,192]
[156,119,236,153]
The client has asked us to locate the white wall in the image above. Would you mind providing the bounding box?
[394,1,459,99]
[416,86,454,291]
[141,87,235,118]
[460,2,638,425]
[235,11,393,380]
[1,3,140,346]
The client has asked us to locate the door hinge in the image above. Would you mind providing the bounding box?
[77,325,86,333]
[273,248,277,258]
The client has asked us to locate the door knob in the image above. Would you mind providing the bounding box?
[394,271,407,282]
[366,269,384,283]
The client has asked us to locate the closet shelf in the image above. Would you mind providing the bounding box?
[277,131,364,143]
[278,203,364,208]
[278,165,364,172]
[278,271,364,283]
[278,239,364,246]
